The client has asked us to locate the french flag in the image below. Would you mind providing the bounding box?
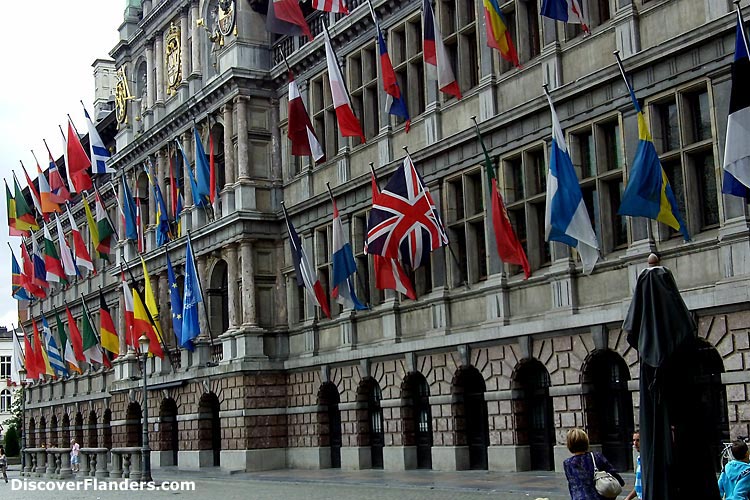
[312,0,347,14]
[541,0,589,33]
[324,29,366,143]
[376,26,410,132]
[282,203,331,319]
[423,0,461,99]
[330,193,367,310]
[288,72,325,163]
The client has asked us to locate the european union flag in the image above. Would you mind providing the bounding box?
[180,234,202,350]
[166,252,182,347]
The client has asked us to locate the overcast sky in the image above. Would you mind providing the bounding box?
[0,2,124,330]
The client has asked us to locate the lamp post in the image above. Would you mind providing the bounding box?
[18,367,26,475]
[138,334,153,483]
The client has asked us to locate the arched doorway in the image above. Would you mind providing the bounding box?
[88,411,98,448]
[159,398,179,466]
[317,382,342,468]
[208,260,229,335]
[583,350,634,471]
[61,414,71,447]
[38,417,46,448]
[125,402,143,447]
[357,378,384,469]
[402,372,433,469]
[74,412,84,446]
[693,339,729,471]
[198,393,221,466]
[28,418,36,448]
[49,416,58,448]
[452,366,489,470]
[102,410,112,450]
[513,359,555,471]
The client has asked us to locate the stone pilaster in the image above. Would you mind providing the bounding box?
[155,32,165,105]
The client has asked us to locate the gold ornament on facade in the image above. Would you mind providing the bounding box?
[217,0,237,37]
[166,22,182,96]
[115,66,134,125]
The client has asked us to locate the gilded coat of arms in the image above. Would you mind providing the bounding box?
[115,66,134,124]
[218,0,236,37]
[166,22,182,96]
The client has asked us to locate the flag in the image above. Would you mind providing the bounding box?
[41,315,67,376]
[82,195,102,261]
[94,187,116,257]
[176,137,206,209]
[312,0,347,13]
[175,191,184,237]
[13,174,39,231]
[56,311,80,374]
[144,162,172,246]
[366,155,448,269]
[11,330,25,384]
[22,240,46,297]
[6,179,27,237]
[37,162,61,215]
[83,104,113,174]
[66,119,93,192]
[723,9,750,198]
[99,290,119,356]
[616,63,690,241]
[43,224,66,283]
[132,285,165,358]
[11,249,31,304]
[135,181,144,252]
[282,203,331,318]
[483,0,521,66]
[33,319,54,377]
[166,252,183,347]
[423,0,461,99]
[80,300,104,365]
[141,256,165,345]
[544,96,600,273]
[121,272,137,349]
[31,237,49,292]
[122,175,139,241]
[287,72,325,163]
[65,306,87,363]
[66,205,94,273]
[169,149,179,220]
[330,194,367,310]
[541,0,589,33]
[473,123,530,278]
[194,126,212,206]
[375,24,410,131]
[55,214,79,278]
[181,234,203,350]
[266,0,313,40]
[324,30,366,142]
[20,162,45,222]
[23,327,38,380]
[47,153,71,204]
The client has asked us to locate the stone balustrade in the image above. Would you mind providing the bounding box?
[110,447,144,481]
[79,448,110,479]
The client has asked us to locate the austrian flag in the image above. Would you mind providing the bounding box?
[288,72,325,163]
[313,0,347,14]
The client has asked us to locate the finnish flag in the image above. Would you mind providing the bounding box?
[83,104,114,174]
[544,94,599,274]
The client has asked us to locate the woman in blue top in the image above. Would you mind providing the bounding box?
[563,428,625,500]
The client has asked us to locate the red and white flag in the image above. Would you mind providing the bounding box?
[54,214,78,278]
[66,205,94,273]
[423,0,461,99]
[66,119,93,192]
[324,30,366,143]
[121,272,137,349]
[288,72,325,163]
[312,0,348,14]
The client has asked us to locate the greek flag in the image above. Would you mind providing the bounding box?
[83,104,114,174]
[42,314,67,376]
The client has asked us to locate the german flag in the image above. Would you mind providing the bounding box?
[99,290,119,357]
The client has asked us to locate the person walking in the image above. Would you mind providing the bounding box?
[0,445,8,483]
[718,440,750,499]
[563,428,624,500]
[70,439,80,473]
[625,432,642,500]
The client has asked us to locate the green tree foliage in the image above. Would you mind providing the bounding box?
[4,426,19,456]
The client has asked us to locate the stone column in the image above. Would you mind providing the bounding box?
[180,7,190,83]
[226,244,239,330]
[155,32,165,105]
[235,96,250,180]
[147,158,156,230]
[145,41,155,109]
[223,102,235,186]
[157,149,168,220]
[240,240,256,327]
[190,1,201,78]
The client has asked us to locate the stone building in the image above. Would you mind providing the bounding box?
[19,0,750,477]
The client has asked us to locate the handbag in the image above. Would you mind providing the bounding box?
[591,452,623,498]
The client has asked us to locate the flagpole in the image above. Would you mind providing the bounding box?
[10,324,27,367]
[79,293,108,370]
[185,230,216,356]
[67,114,83,137]
[364,0,379,28]
[322,20,356,99]
[17,320,39,381]
[42,139,54,160]
[737,1,750,54]
[30,150,42,168]
[280,49,292,73]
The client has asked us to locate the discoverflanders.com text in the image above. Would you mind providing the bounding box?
[11,478,196,492]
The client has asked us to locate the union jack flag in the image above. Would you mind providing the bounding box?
[366,156,448,269]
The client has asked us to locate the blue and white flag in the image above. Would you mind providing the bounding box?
[42,314,67,376]
[544,94,599,274]
[180,233,202,350]
[330,195,367,311]
[83,104,114,174]
[723,8,750,198]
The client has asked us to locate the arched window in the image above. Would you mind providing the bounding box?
[513,359,555,471]
[209,260,229,335]
[0,389,11,412]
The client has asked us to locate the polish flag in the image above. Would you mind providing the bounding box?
[66,205,94,273]
[312,0,348,14]
[324,30,366,143]
[423,0,461,99]
[288,72,325,163]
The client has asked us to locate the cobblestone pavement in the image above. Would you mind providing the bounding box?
[0,465,637,499]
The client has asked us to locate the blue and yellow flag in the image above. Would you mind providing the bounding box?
[617,64,690,241]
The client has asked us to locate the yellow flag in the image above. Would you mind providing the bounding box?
[83,196,101,253]
[141,257,164,342]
